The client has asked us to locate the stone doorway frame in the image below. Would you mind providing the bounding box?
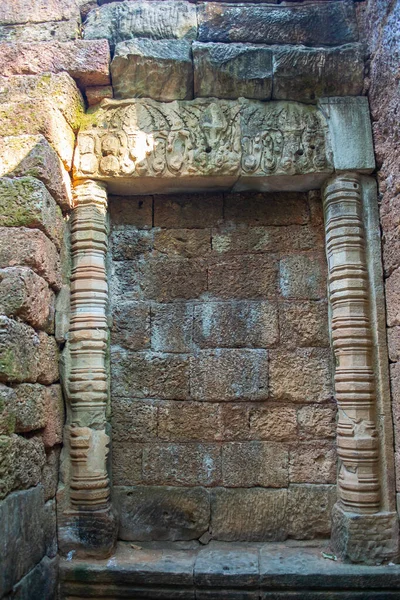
[58,96,399,564]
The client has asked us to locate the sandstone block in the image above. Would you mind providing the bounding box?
[0,40,111,88]
[112,442,143,486]
[220,403,250,441]
[269,349,333,404]
[0,101,75,170]
[279,301,329,348]
[143,442,221,486]
[111,301,150,351]
[273,44,364,102]
[111,228,153,261]
[41,385,64,448]
[383,225,400,277]
[37,333,59,385]
[143,258,208,302]
[0,73,84,132]
[41,446,61,501]
[0,135,72,212]
[151,303,193,353]
[86,85,113,106]
[0,228,61,290]
[193,42,272,100]
[222,442,288,487]
[84,1,197,50]
[0,317,39,383]
[109,195,153,228]
[386,267,400,327]
[154,194,223,229]
[297,405,336,440]
[43,499,57,558]
[154,229,211,258]
[198,2,358,46]
[112,39,193,101]
[249,406,297,442]
[224,192,310,226]
[193,300,278,348]
[0,0,79,25]
[12,555,58,600]
[0,20,80,44]
[388,326,400,362]
[289,442,337,484]
[210,488,287,541]
[111,349,190,399]
[208,255,277,299]
[279,254,326,300]
[0,177,64,249]
[5,383,47,433]
[114,485,210,541]
[158,401,221,441]
[0,267,55,331]
[190,349,269,401]
[111,398,158,443]
[0,434,46,499]
[287,484,337,539]
[54,285,69,344]
[111,261,143,302]
[0,485,46,597]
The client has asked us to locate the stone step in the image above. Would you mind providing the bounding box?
[60,540,400,599]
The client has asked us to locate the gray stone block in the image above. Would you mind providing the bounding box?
[112,39,193,101]
[273,44,364,102]
[193,42,272,100]
[11,556,58,600]
[198,2,358,46]
[84,1,197,50]
[287,484,337,539]
[195,543,259,590]
[114,485,210,541]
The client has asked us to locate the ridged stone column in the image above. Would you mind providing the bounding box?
[59,179,117,558]
[323,173,398,563]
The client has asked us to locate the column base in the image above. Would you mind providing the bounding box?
[331,503,399,564]
[58,506,118,559]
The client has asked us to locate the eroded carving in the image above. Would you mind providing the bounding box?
[323,174,380,514]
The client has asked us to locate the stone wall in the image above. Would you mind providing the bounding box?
[356,0,400,510]
[109,190,337,541]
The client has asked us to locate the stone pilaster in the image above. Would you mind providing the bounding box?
[323,173,398,563]
[58,179,117,558]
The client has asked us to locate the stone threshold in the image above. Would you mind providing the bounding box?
[60,540,400,599]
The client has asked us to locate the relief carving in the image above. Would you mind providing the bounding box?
[323,174,380,514]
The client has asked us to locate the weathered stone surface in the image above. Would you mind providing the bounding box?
[0,228,61,290]
[111,228,153,260]
[154,194,223,229]
[0,434,46,499]
[297,405,336,440]
[158,401,221,442]
[279,301,329,348]
[143,443,221,486]
[219,403,250,441]
[273,44,364,102]
[84,1,197,50]
[112,39,193,101]
[224,192,310,226]
[143,258,208,302]
[222,442,288,487]
[112,398,158,443]
[190,349,269,401]
[195,544,259,589]
[198,2,358,46]
[112,442,143,485]
[12,556,58,600]
[269,349,333,403]
[249,406,297,442]
[112,349,190,399]
[193,42,272,100]
[54,285,70,344]
[0,100,75,170]
[0,267,54,331]
[0,485,47,597]
[388,326,400,362]
[0,40,110,88]
[154,228,211,258]
[0,317,39,383]
[0,73,84,132]
[114,485,210,541]
[86,85,113,106]
[0,0,79,25]
[0,177,64,249]
[111,301,150,350]
[110,195,153,228]
[0,383,16,435]
[208,255,277,299]
[41,445,61,501]
[41,385,64,448]
[3,383,47,433]
[386,268,400,327]
[0,20,80,43]
[193,301,278,348]
[210,488,287,541]
[151,303,193,353]
[279,254,326,300]
[287,484,337,539]
[289,443,337,484]
[0,135,72,211]
[37,332,59,385]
